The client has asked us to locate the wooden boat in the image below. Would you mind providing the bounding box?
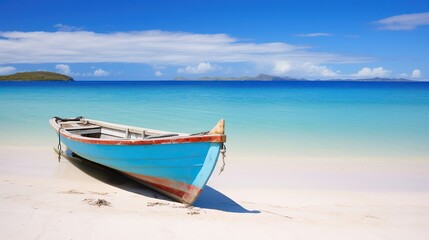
[49,116,226,205]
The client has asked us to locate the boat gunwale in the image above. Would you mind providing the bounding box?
[49,118,226,145]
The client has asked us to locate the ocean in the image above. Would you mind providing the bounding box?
[2,3,429,236]
[1,81,429,190]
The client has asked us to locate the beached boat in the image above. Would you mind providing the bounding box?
[49,117,226,204]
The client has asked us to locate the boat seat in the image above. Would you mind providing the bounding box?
[63,125,101,131]
[145,133,179,139]
[64,125,102,136]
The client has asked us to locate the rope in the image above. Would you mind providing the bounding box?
[57,126,62,162]
[218,144,226,175]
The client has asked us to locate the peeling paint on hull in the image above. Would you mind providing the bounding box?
[123,172,202,204]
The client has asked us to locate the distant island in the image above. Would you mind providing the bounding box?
[0,71,419,82]
[0,71,73,81]
[174,74,305,81]
[175,73,415,82]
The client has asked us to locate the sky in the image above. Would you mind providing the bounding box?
[0,0,428,80]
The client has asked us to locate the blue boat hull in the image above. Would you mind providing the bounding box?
[50,117,226,204]
[60,134,222,204]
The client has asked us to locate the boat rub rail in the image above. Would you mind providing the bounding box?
[50,117,226,145]
[59,133,226,145]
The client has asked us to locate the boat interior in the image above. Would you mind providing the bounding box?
[53,117,224,140]
[57,119,186,140]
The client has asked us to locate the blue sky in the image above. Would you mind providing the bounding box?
[0,0,428,80]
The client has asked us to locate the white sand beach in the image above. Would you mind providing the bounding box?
[1,146,429,240]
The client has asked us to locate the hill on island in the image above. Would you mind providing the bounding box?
[0,71,73,81]
[175,73,413,82]
[174,73,305,81]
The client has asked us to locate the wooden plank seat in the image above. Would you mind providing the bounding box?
[63,124,102,136]
[61,123,179,139]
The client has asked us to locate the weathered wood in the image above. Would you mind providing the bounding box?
[67,128,101,135]
[49,117,226,145]
[209,119,225,134]
[59,121,83,126]
[62,125,101,131]
[87,119,185,136]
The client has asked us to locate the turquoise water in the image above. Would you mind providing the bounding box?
[1,81,429,163]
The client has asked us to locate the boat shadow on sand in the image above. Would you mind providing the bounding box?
[62,150,259,214]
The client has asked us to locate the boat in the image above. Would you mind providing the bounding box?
[49,116,226,205]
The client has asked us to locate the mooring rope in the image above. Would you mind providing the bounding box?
[219,144,227,175]
[57,126,62,162]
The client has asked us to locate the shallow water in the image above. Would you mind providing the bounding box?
[1,81,428,164]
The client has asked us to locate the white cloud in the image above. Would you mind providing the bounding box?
[374,12,429,30]
[400,73,408,78]
[272,61,337,78]
[0,30,367,68]
[411,69,421,78]
[294,33,332,37]
[54,66,110,77]
[72,72,92,77]
[154,70,163,77]
[0,30,375,79]
[273,61,292,74]
[301,63,337,77]
[0,66,16,75]
[177,62,215,74]
[54,23,84,32]
[352,67,390,78]
[93,68,109,77]
[55,64,71,75]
